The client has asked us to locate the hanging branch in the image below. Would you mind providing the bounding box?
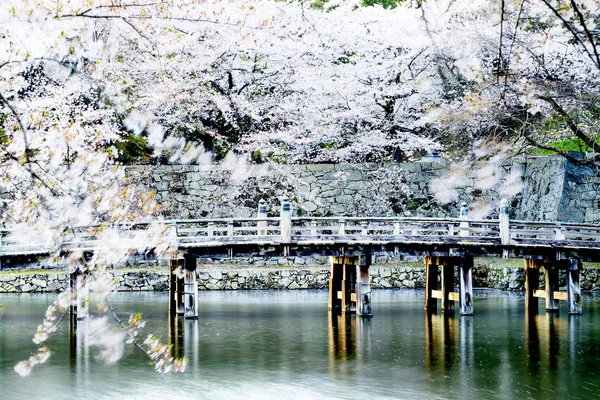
[540,0,600,69]
[569,0,600,69]
[497,0,506,85]
[537,95,600,153]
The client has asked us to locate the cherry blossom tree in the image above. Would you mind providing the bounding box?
[3,0,599,377]
[417,0,600,163]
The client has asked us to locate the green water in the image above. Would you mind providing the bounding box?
[1,290,600,399]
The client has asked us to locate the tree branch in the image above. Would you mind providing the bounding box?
[537,95,600,153]
[540,0,599,69]
[569,0,600,68]
[524,135,583,163]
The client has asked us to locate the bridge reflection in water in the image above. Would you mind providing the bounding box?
[51,290,600,399]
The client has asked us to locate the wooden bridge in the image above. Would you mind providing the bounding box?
[2,197,600,319]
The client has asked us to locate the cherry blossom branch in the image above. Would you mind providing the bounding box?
[569,0,600,68]
[537,95,600,153]
[540,0,599,69]
[104,295,186,374]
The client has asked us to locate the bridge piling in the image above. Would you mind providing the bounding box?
[425,256,462,314]
[545,265,560,313]
[459,256,474,316]
[169,257,185,317]
[70,264,89,320]
[357,252,372,317]
[525,259,541,312]
[329,255,369,316]
[567,258,582,315]
[441,260,454,313]
[183,253,198,319]
[424,256,438,312]
[525,257,581,314]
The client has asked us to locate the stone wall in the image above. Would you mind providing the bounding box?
[128,155,600,223]
[2,266,600,293]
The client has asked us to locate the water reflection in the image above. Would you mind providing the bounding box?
[526,313,562,369]
[327,314,373,377]
[4,291,600,399]
[168,315,185,359]
[168,317,201,366]
[424,312,460,369]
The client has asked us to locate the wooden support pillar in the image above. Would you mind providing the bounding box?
[424,256,438,312]
[70,266,89,321]
[441,260,454,313]
[169,258,185,317]
[183,254,198,319]
[459,256,473,316]
[567,258,582,315]
[328,257,342,312]
[356,252,372,317]
[329,255,359,314]
[545,265,559,313]
[525,259,540,313]
[341,259,357,315]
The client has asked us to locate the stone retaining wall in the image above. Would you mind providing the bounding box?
[127,155,600,223]
[2,267,600,293]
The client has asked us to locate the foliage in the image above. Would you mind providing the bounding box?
[533,137,600,155]
[361,0,405,9]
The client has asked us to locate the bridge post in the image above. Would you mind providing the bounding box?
[357,252,372,317]
[567,258,582,315]
[459,256,473,316]
[257,199,267,236]
[424,256,438,312]
[338,217,346,235]
[459,202,469,237]
[70,264,89,320]
[280,196,291,256]
[499,198,510,246]
[441,259,454,313]
[525,259,540,313]
[227,218,234,258]
[328,256,342,312]
[169,257,185,317]
[545,264,560,313]
[393,217,400,256]
[183,253,198,319]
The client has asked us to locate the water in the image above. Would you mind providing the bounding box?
[1,290,600,399]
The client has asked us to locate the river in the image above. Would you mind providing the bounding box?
[1,290,599,399]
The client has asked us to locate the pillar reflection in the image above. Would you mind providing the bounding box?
[328,313,371,377]
[169,315,185,360]
[328,313,357,361]
[69,321,89,385]
[424,311,459,369]
[525,313,561,369]
[183,318,199,365]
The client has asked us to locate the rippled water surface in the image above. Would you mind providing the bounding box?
[1,289,600,399]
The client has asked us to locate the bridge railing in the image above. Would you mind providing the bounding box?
[3,197,600,256]
[289,216,500,240]
[508,220,600,243]
[173,217,282,244]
